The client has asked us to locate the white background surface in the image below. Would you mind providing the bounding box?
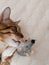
[0,0,49,65]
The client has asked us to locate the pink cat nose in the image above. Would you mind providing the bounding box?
[19,38,25,42]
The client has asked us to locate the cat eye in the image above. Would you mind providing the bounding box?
[11,26,17,32]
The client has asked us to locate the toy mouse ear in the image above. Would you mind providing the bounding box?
[2,7,11,20]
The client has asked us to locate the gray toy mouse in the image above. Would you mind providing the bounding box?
[16,39,35,56]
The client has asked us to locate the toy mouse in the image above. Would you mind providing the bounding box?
[16,39,35,56]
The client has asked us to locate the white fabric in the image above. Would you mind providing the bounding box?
[0,0,49,65]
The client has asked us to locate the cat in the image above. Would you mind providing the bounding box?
[0,7,24,65]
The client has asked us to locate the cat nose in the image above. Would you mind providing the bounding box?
[19,38,25,42]
[31,39,35,44]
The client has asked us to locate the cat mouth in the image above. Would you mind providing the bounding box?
[12,39,21,43]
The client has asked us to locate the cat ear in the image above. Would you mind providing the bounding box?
[15,20,21,24]
[2,7,11,20]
